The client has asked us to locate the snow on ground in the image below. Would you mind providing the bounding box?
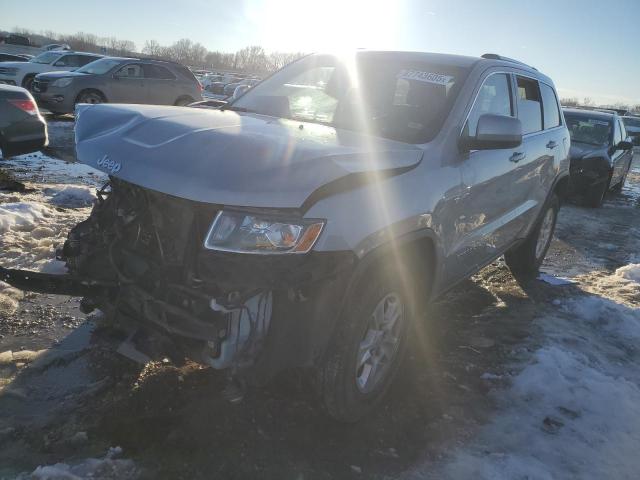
[16,447,138,480]
[0,152,105,316]
[409,267,640,480]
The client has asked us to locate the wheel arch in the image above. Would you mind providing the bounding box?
[348,229,439,309]
[74,88,107,104]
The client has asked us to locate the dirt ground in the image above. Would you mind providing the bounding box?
[0,118,638,479]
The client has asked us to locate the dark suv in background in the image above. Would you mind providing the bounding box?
[564,108,634,207]
[32,57,203,114]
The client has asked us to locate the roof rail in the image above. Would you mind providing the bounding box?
[481,53,538,71]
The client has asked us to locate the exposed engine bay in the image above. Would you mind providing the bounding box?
[1,177,355,378]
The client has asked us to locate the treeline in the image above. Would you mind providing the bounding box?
[7,27,306,74]
[142,39,305,73]
[561,96,640,113]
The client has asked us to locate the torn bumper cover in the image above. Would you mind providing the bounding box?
[1,179,355,377]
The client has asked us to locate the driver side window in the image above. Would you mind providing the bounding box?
[465,73,513,137]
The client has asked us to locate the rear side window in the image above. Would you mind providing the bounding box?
[143,64,176,80]
[516,76,542,134]
[540,83,561,129]
[466,73,513,137]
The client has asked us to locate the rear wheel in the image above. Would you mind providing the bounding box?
[317,266,413,422]
[76,90,105,106]
[505,194,559,278]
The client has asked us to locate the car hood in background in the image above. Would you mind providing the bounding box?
[569,142,607,161]
[36,71,88,80]
[75,104,424,208]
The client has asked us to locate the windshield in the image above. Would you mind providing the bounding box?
[29,51,64,64]
[623,117,640,128]
[564,113,612,146]
[76,58,122,75]
[231,53,470,143]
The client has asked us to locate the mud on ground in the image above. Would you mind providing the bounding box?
[0,128,638,478]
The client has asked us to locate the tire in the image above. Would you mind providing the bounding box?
[22,75,35,91]
[317,264,413,422]
[583,178,609,208]
[75,90,106,106]
[174,96,194,106]
[505,193,559,278]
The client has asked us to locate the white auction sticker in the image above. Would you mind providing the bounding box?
[397,69,454,85]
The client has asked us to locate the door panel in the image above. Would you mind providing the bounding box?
[447,72,522,280]
[110,63,147,104]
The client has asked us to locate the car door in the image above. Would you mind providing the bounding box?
[110,63,147,103]
[517,79,565,229]
[453,71,524,274]
[616,118,633,182]
[142,64,177,105]
[610,118,625,184]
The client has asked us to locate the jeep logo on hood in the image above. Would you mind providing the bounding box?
[96,155,121,174]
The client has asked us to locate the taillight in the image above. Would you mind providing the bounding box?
[198,83,204,92]
[9,98,38,116]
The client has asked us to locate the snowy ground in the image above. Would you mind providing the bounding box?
[0,123,639,479]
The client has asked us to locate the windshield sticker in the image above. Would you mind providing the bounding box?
[397,70,454,85]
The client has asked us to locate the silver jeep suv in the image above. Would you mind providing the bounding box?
[1,51,569,421]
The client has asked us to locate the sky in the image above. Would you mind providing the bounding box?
[2,0,639,105]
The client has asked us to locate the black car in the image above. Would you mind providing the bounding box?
[0,53,30,62]
[0,84,47,157]
[564,108,634,207]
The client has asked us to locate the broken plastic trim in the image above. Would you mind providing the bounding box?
[0,267,113,296]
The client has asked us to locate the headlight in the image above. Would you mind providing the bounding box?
[51,77,73,88]
[204,210,324,254]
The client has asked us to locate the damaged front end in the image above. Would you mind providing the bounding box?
[1,178,355,379]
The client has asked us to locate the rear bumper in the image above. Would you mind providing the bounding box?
[1,115,48,157]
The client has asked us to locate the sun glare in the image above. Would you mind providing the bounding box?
[248,0,401,53]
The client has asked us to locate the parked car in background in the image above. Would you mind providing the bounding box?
[0,34,31,46]
[223,78,260,97]
[43,43,71,51]
[205,81,227,95]
[622,116,640,146]
[1,51,570,422]
[0,53,30,62]
[0,50,103,90]
[564,108,634,207]
[32,56,203,114]
[0,84,47,157]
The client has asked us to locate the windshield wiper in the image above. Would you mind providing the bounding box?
[220,105,253,113]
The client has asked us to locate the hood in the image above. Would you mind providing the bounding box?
[36,70,88,80]
[75,104,424,208]
[569,142,607,161]
[0,62,26,69]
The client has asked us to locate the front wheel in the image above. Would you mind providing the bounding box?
[76,90,105,106]
[317,268,412,422]
[505,194,559,278]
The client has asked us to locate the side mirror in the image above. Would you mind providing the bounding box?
[617,140,634,151]
[233,84,250,100]
[463,114,523,150]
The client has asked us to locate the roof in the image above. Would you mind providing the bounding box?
[562,107,616,121]
[349,50,550,82]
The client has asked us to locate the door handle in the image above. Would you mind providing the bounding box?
[546,141,557,149]
[509,152,526,163]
